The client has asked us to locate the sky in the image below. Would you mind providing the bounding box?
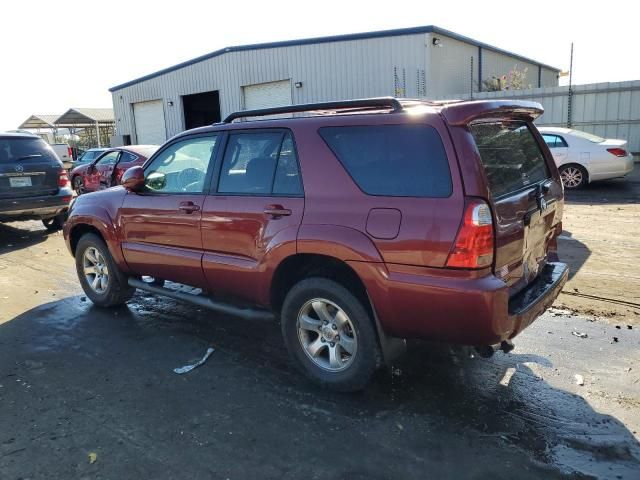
[1,0,637,130]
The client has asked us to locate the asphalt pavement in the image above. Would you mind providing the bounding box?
[0,289,638,479]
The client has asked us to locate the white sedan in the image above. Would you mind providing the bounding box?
[538,127,635,189]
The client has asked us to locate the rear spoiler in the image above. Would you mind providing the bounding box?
[439,100,544,126]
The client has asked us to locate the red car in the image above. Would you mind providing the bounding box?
[63,98,568,391]
[69,145,158,193]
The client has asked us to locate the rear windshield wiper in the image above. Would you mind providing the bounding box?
[16,154,43,160]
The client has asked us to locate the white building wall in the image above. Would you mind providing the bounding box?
[481,49,539,89]
[427,33,478,97]
[112,34,428,142]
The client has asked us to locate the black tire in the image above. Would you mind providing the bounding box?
[281,277,380,392]
[73,175,83,194]
[42,212,67,231]
[559,164,588,189]
[75,233,135,307]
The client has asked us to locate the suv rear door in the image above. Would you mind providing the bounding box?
[0,136,62,200]
[467,119,563,293]
[201,129,304,303]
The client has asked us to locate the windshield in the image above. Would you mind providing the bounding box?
[0,137,57,163]
[568,129,605,143]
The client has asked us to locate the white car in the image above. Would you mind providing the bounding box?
[538,127,635,189]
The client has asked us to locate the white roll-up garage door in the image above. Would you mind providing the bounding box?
[133,100,166,145]
[243,80,292,110]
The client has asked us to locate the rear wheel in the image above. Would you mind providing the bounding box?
[73,176,84,194]
[559,164,588,189]
[42,212,67,231]
[75,233,135,307]
[281,278,380,392]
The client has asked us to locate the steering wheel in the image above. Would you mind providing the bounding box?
[178,168,205,192]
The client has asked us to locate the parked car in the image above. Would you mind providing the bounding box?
[69,145,158,193]
[72,148,109,167]
[538,127,635,189]
[50,143,74,170]
[0,132,72,230]
[63,98,568,391]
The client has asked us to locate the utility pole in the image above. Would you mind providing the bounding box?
[567,42,574,128]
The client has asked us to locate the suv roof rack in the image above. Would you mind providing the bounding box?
[223,97,404,123]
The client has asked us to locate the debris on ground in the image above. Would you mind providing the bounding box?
[572,331,588,339]
[574,374,585,386]
[88,452,97,464]
[613,337,619,343]
[548,307,573,316]
[173,347,215,375]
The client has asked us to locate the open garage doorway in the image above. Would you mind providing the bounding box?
[182,91,221,130]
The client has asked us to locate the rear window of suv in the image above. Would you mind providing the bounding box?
[0,137,56,164]
[469,120,549,198]
[319,124,452,197]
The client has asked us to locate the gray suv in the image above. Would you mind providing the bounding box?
[0,133,73,230]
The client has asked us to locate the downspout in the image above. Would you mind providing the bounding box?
[477,46,483,93]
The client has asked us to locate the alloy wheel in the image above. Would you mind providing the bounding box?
[297,298,357,372]
[83,247,109,294]
[560,167,583,188]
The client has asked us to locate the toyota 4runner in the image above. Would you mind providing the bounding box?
[63,98,568,391]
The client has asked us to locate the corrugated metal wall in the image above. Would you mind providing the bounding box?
[433,80,640,152]
[481,49,539,88]
[112,34,429,141]
[111,32,560,142]
[427,33,478,97]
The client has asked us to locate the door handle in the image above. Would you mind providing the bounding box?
[264,205,292,218]
[179,202,200,213]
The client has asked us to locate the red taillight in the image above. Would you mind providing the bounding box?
[607,148,628,157]
[58,170,70,188]
[446,199,494,269]
[67,146,73,159]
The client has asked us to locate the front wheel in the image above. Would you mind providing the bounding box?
[559,164,588,189]
[281,278,380,392]
[75,233,135,307]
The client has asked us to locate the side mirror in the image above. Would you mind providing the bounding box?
[86,164,95,174]
[121,166,145,191]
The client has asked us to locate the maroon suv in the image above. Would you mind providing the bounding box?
[63,98,568,391]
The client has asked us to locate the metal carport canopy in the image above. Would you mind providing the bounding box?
[54,108,114,127]
[18,114,59,129]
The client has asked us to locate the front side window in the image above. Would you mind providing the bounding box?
[470,120,549,198]
[319,124,452,197]
[218,131,302,196]
[95,151,119,166]
[144,135,218,193]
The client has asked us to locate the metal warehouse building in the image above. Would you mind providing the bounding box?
[109,25,560,145]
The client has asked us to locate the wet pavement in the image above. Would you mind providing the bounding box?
[0,288,639,479]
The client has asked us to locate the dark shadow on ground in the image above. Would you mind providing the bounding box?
[0,221,54,254]
[1,294,638,478]
[564,165,639,206]
[558,229,591,281]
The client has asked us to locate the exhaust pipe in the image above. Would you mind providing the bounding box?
[475,340,515,358]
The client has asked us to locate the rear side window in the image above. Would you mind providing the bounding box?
[218,131,303,196]
[319,125,452,197]
[542,134,568,149]
[0,138,56,163]
[469,121,549,198]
